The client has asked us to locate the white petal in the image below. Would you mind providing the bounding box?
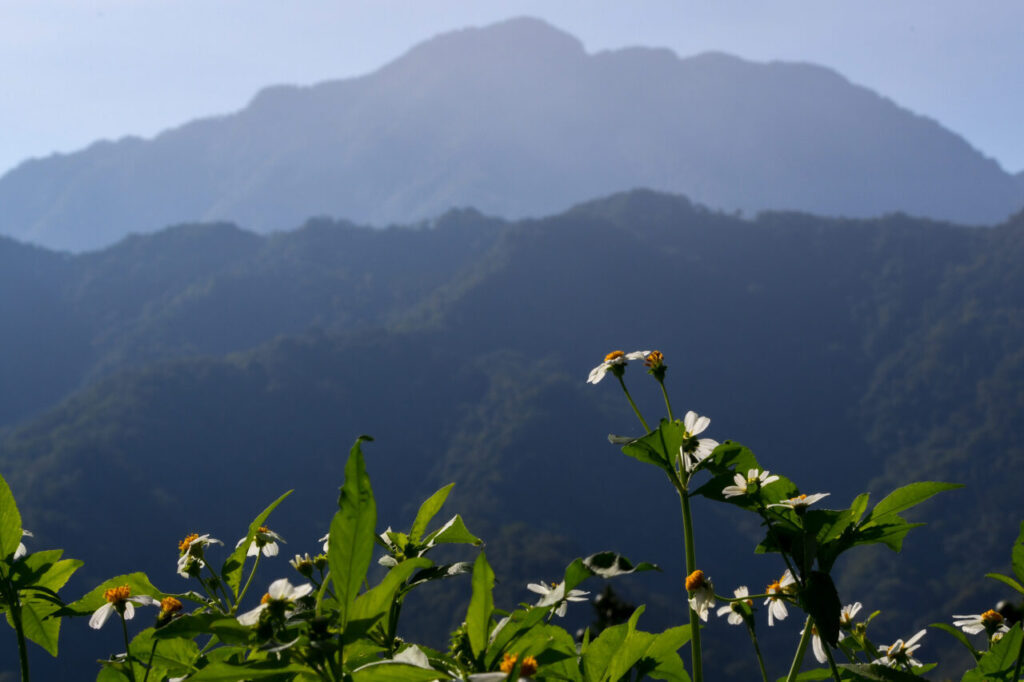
[684,411,697,432]
[812,635,827,664]
[587,364,608,384]
[262,542,280,557]
[691,415,710,435]
[393,645,432,669]
[237,604,267,626]
[290,583,314,600]
[133,595,160,607]
[625,351,649,361]
[123,602,135,621]
[246,542,259,557]
[905,629,927,647]
[268,578,293,600]
[526,583,550,595]
[555,601,568,617]
[89,603,114,629]
[734,586,749,598]
[14,543,26,560]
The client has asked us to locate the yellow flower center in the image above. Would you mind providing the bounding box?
[178,533,199,553]
[766,579,782,597]
[161,597,183,613]
[500,653,538,676]
[604,350,625,362]
[982,610,1004,627]
[685,570,706,591]
[500,653,518,674]
[258,526,270,534]
[260,593,272,605]
[644,350,664,368]
[104,585,131,604]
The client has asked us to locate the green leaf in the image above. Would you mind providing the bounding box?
[836,663,925,680]
[129,627,200,674]
[620,419,682,474]
[352,662,448,682]
[0,472,22,559]
[803,571,841,646]
[351,557,432,632]
[581,620,629,682]
[331,436,377,629]
[466,551,495,661]
[926,622,980,660]
[407,561,472,589]
[975,623,1022,677]
[9,598,61,656]
[65,573,165,615]
[220,489,293,598]
[410,483,454,544]
[1012,521,1024,587]
[861,482,961,529]
[985,572,1024,595]
[424,514,481,547]
[581,552,659,580]
[606,606,646,682]
[621,624,692,682]
[186,660,316,681]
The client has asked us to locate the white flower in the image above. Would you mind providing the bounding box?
[586,350,649,385]
[764,570,796,626]
[526,580,589,617]
[953,610,1010,636]
[89,585,159,629]
[176,533,223,577]
[716,586,752,625]
[839,601,863,631]
[767,493,830,511]
[237,578,313,625]
[680,411,718,472]
[685,570,715,622]
[801,624,829,664]
[722,469,780,498]
[14,530,33,560]
[318,532,330,552]
[874,629,926,668]
[236,526,284,557]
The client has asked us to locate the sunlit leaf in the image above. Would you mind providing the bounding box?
[331,436,377,629]
[466,551,495,661]
[409,483,454,544]
[221,489,293,598]
[0,473,22,560]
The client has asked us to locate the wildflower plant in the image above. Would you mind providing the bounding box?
[2,344,1024,681]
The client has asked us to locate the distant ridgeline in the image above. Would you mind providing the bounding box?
[1,17,1023,252]
[1,190,1023,678]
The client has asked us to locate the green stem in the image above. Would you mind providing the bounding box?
[746,623,769,682]
[657,378,675,422]
[142,639,159,682]
[817,621,844,681]
[679,489,703,682]
[120,611,138,682]
[1013,629,1024,682]
[617,376,650,433]
[785,615,813,682]
[235,553,262,612]
[206,564,232,610]
[0,564,30,682]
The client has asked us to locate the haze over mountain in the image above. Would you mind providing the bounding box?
[2,17,1022,252]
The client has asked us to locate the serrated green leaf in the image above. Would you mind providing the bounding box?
[582,620,629,682]
[620,419,681,473]
[425,514,481,547]
[66,572,165,615]
[332,436,377,629]
[220,489,293,598]
[985,572,1024,595]
[624,624,692,682]
[861,482,961,529]
[606,606,646,682]
[410,483,454,544]
[467,552,495,661]
[10,598,61,656]
[0,473,22,559]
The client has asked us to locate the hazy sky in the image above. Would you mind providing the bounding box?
[2,0,1022,176]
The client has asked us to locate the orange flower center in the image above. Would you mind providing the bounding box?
[766,580,782,596]
[161,597,183,613]
[685,570,706,591]
[500,653,518,674]
[260,593,272,604]
[178,533,199,552]
[258,526,270,534]
[644,351,664,368]
[982,610,1004,627]
[104,585,131,604]
[520,656,538,676]
[604,350,625,362]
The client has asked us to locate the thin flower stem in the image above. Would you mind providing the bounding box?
[206,564,232,610]
[120,611,139,682]
[746,622,770,682]
[817,621,844,681]
[657,378,675,422]
[617,376,650,433]
[142,639,159,682]
[785,615,813,682]
[678,489,703,682]
[0,565,30,682]
[1013,631,1024,682]
[235,553,262,612]
[758,510,804,589]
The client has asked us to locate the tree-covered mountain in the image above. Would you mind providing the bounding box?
[1,190,1022,677]
[2,17,1021,252]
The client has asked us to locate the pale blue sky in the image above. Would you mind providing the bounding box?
[2,0,1022,176]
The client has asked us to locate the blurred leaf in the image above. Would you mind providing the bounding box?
[221,489,293,598]
[803,571,841,646]
[0,472,22,559]
[351,557,431,632]
[927,622,980,660]
[1012,521,1024,587]
[352,662,448,682]
[332,436,377,629]
[836,663,925,680]
[985,572,1024,595]
[409,483,454,544]
[466,551,495,662]
[974,623,1022,678]
[187,660,316,680]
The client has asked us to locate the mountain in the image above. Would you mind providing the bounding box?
[2,191,1022,677]
[2,17,1022,252]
